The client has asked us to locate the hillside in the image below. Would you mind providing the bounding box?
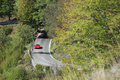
[0,0,120,80]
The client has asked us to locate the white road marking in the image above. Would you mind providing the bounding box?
[31,39,63,68]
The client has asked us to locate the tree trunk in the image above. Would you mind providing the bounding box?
[8,16,11,21]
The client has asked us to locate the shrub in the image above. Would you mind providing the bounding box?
[0,75,6,80]
[6,66,27,80]
[23,53,31,63]
[36,64,43,71]
[1,57,13,73]
[5,26,13,35]
[0,66,3,74]
[18,24,34,44]
[26,70,45,80]
[0,51,21,73]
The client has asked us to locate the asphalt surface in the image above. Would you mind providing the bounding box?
[0,20,18,25]
[31,38,63,69]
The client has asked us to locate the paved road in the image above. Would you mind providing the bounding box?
[31,38,63,69]
[0,20,18,25]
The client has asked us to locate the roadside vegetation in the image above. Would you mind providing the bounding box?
[0,0,120,80]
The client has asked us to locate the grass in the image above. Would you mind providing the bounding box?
[90,64,120,80]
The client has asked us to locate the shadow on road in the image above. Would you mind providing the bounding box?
[33,52,50,54]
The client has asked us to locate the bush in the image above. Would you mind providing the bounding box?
[36,64,43,71]
[6,66,27,80]
[23,53,31,64]
[26,70,45,80]
[1,51,21,73]
[18,24,34,44]
[0,66,3,74]
[0,75,6,80]
[1,58,13,73]
[5,26,13,35]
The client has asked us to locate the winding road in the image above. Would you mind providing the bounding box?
[31,38,63,69]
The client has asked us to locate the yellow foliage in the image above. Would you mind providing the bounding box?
[54,0,120,72]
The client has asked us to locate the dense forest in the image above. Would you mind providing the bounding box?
[0,0,120,80]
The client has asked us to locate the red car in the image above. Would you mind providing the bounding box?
[34,44,40,49]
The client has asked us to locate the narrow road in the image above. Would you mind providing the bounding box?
[0,20,18,25]
[31,38,63,69]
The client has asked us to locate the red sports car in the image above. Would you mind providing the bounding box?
[34,44,40,49]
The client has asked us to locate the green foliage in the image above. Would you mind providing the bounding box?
[17,0,56,28]
[1,0,120,79]
[0,27,7,45]
[32,0,51,26]
[0,25,13,37]
[56,0,120,64]
[0,25,23,76]
[13,0,20,15]
[0,75,6,80]
[0,49,21,73]
[5,26,13,35]
[36,64,50,73]
[0,0,15,20]
[26,70,45,80]
[18,24,34,44]
[18,24,34,53]
[0,22,50,79]
[18,0,34,23]
[36,64,43,71]
[23,53,31,63]
[0,26,13,63]
[6,66,27,80]
[53,0,120,79]
[44,0,62,38]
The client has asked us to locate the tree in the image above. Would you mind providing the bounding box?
[18,25,34,53]
[54,1,120,79]
[0,0,15,20]
[18,0,34,23]
[6,67,27,80]
[32,0,51,26]
[44,0,62,38]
